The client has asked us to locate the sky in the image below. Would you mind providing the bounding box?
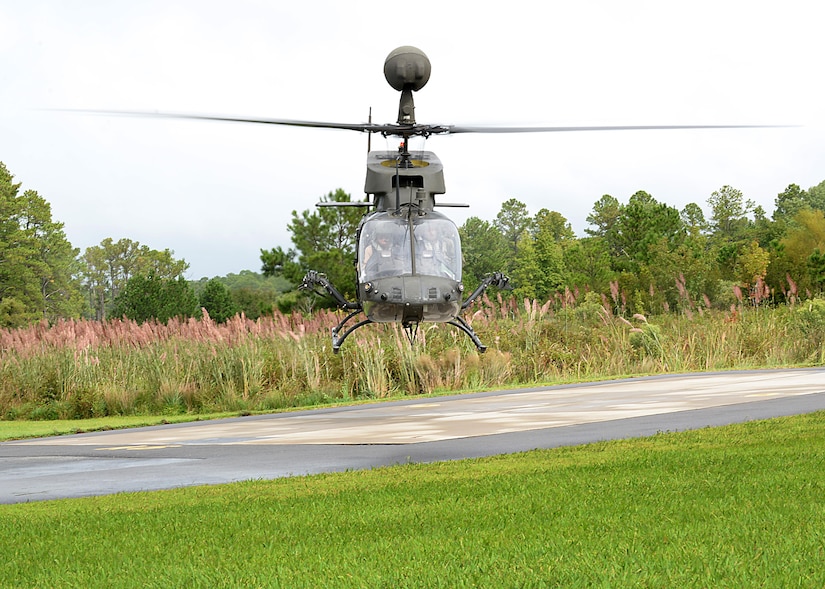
[1,1,822,279]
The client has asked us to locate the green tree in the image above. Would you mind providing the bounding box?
[678,230,719,305]
[510,231,541,300]
[81,238,188,320]
[680,202,708,235]
[585,194,621,240]
[596,191,686,310]
[495,198,532,260]
[260,246,303,285]
[263,189,362,304]
[198,278,239,323]
[0,162,83,326]
[533,209,574,242]
[458,216,509,293]
[773,184,808,223]
[23,191,85,320]
[531,211,567,299]
[0,297,28,329]
[773,180,825,225]
[194,271,290,320]
[613,191,684,271]
[807,249,825,293]
[139,247,189,278]
[231,286,276,319]
[775,208,825,293]
[112,272,199,324]
[625,233,718,314]
[708,185,754,239]
[80,244,108,320]
[807,179,825,211]
[562,236,615,294]
[735,240,770,289]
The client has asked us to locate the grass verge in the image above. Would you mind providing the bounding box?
[0,413,237,441]
[2,412,823,588]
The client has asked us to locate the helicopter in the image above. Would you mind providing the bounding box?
[77,46,783,353]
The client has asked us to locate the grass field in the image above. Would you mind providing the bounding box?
[2,411,823,588]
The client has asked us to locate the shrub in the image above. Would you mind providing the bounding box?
[791,298,825,349]
[113,273,199,323]
[198,279,239,323]
[629,320,664,359]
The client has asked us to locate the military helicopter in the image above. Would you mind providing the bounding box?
[80,46,781,353]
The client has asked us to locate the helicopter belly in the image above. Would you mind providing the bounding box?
[360,275,462,323]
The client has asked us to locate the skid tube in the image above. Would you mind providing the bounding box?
[301,270,509,353]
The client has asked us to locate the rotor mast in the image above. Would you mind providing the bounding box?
[384,46,432,168]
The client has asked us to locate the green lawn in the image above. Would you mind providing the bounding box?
[0,413,236,442]
[2,411,823,588]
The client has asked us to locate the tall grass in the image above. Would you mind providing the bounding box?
[2,292,823,420]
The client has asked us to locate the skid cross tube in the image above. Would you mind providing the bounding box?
[301,270,509,353]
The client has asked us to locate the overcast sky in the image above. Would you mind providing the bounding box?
[1,1,822,279]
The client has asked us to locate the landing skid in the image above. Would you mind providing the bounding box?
[447,317,487,352]
[301,271,508,354]
[331,312,372,353]
[453,272,510,353]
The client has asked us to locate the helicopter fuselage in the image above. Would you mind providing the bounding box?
[302,148,507,352]
[356,150,464,325]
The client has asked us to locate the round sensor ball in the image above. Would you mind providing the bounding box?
[384,46,431,91]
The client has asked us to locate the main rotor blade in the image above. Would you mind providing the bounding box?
[61,109,406,134]
[443,124,793,134]
[58,110,793,137]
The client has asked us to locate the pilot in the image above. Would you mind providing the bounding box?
[363,229,400,277]
[416,223,455,277]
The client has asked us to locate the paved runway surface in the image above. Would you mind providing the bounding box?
[2,368,824,504]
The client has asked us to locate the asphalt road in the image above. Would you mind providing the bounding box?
[2,368,824,504]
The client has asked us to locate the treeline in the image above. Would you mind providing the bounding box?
[266,182,825,316]
[459,182,825,315]
[0,162,290,328]
[3,157,825,332]
[460,182,825,313]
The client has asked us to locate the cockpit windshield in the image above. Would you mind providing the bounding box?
[359,214,461,282]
